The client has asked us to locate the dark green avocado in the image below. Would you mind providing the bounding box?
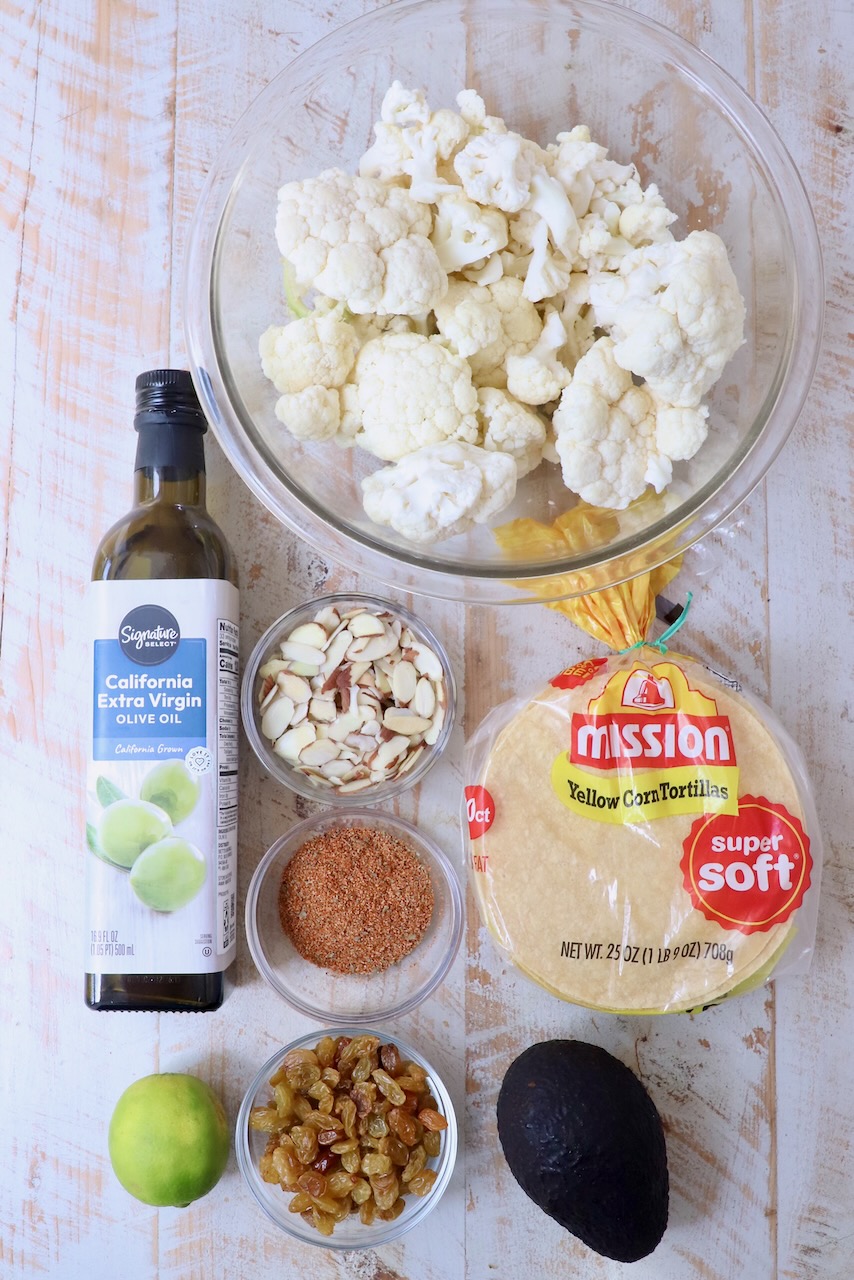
[496,1040,669,1263]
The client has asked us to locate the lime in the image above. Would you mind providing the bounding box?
[108,1073,230,1207]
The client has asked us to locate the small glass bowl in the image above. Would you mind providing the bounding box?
[245,809,464,1023]
[241,592,456,805]
[236,1027,459,1250]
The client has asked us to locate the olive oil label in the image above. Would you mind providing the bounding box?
[86,579,239,975]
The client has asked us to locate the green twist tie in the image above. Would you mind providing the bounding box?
[619,591,694,655]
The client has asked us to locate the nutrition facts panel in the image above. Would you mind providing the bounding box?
[217,615,239,954]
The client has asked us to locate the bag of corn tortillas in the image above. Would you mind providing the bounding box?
[463,648,822,1014]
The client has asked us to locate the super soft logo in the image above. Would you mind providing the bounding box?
[681,797,811,934]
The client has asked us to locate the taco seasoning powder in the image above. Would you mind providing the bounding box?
[278,826,434,973]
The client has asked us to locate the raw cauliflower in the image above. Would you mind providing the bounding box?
[434,280,504,358]
[589,229,745,405]
[361,441,517,544]
[477,387,547,477]
[552,337,708,508]
[275,168,447,316]
[505,308,572,405]
[354,332,480,461]
[465,277,542,387]
[430,192,509,272]
[273,386,342,443]
[259,313,357,394]
[261,86,746,543]
[359,81,471,202]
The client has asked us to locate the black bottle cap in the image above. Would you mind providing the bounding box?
[134,369,208,431]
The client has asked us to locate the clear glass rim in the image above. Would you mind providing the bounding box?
[235,1025,459,1249]
[184,0,824,603]
[244,807,465,1023]
[240,592,457,803]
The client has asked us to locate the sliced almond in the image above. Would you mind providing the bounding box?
[258,658,289,680]
[338,777,376,794]
[424,704,446,745]
[320,759,353,780]
[326,712,365,742]
[286,621,329,648]
[391,660,418,705]
[397,744,425,775]
[285,661,321,678]
[345,732,380,753]
[259,682,280,712]
[290,701,309,727]
[375,735,410,770]
[355,633,399,662]
[321,629,352,677]
[273,722,316,762]
[349,660,371,684]
[344,635,371,660]
[410,641,444,680]
[382,709,433,736]
[414,677,437,719]
[276,671,312,703]
[347,612,387,638]
[314,606,341,634]
[298,739,341,767]
[261,695,296,741]
[309,697,337,723]
[280,640,326,667]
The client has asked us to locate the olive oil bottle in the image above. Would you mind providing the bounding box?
[85,370,239,1011]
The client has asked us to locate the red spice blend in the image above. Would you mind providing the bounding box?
[278,826,434,973]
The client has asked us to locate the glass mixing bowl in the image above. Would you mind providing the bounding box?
[184,0,822,603]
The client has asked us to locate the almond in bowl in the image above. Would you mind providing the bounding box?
[241,593,455,804]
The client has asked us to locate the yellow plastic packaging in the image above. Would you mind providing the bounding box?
[465,535,822,1014]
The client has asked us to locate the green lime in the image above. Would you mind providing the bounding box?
[108,1073,230,1207]
[129,836,206,911]
[140,761,201,825]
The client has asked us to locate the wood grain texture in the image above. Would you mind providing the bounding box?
[0,0,851,1276]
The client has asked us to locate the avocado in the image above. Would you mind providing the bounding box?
[496,1039,669,1262]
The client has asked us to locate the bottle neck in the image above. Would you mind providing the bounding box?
[133,420,206,507]
[133,468,206,506]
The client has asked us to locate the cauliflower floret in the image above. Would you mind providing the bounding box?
[546,127,677,270]
[434,280,503,358]
[454,131,544,213]
[361,441,517,544]
[654,401,709,460]
[589,230,745,405]
[519,216,573,302]
[354,332,480,461]
[505,308,572,405]
[430,191,509,271]
[259,314,358,394]
[275,169,447,316]
[552,338,670,508]
[455,89,508,134]
[618,184,677,245]
[466,276,542,388]
[477,387,547,477]
[360,82,470,203]
[273,385,341,443]
[552,336,708,508]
